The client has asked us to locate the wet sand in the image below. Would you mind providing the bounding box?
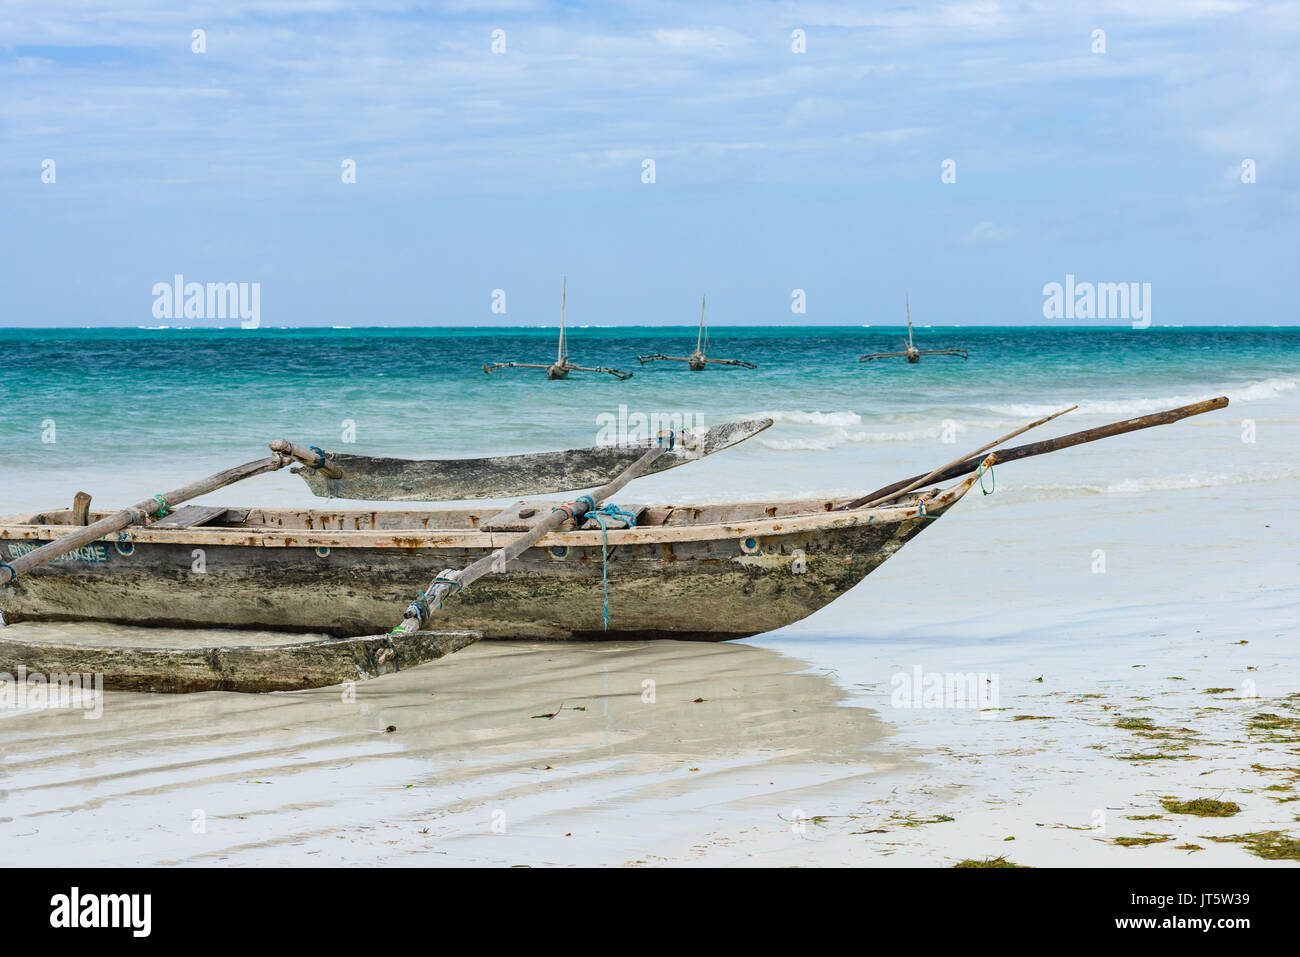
[1,639,915,865]
[3,620,1296,866]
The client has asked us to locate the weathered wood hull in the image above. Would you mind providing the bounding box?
[292,418,772,501]
[0,628,482,694]
[0,478,977,642]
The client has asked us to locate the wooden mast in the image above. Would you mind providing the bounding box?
[550,274,569,378]
[690,294,707,370]
[905,290,918,361]
[558,275,567,361]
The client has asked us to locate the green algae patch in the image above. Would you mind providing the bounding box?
[1115,717,1156,731]
[1012,715,1055,721]
[855,812,954,833]
[1118,752,1187,762]
[1207,831,1300,861]
[1249,712,1300,732]
[897,814,954,827]
[1175,844,1204,852]
[1160,798,1241,818]
[954,856,1028,868]
[1112,834,1172,848]
[1203,688,1234,695]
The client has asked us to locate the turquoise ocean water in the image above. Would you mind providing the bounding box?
[2,327,1297,504]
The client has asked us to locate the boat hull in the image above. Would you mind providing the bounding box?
[0,517,933,640]
[0,490,972,641]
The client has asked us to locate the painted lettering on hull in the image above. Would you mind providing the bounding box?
[5,541,109,563]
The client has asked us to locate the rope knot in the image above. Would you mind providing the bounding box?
[916,491,935,518]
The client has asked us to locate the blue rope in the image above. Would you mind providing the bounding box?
[433,575,462,609]
[404,589,429,624]
[405,573,465,625]
[549,496,638,628]
[978,460,996,495]
[585,504,638,630]
[591,504,638,527]
[0,562,16,581]
[307,446,328,469]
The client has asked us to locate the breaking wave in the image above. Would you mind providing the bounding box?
[983,378,1297,419]
[753,409,971,450]
[1015,466,1300,496]
[755,410,865,428]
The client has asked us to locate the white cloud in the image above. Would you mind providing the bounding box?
[965,221,1013,243]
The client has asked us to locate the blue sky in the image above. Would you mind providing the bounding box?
[1,0,1296,326]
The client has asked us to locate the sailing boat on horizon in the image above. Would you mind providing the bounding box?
[483,276,633,380]
[859,292,968,364]
[636,295,757,371]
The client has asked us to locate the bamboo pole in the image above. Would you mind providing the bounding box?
[855,406,1077,509]
[0,441,333,584]
[841,397,1229,510]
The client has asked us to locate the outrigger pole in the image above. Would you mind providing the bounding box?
[840,397,1229,510]
[483,276,633,380]
[859,291,968,363]
[0,440,335,584]
[637,294,757,370]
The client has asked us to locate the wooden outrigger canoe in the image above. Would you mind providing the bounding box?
[637,295,757,370]
[860,291,967,364]
[0,397,1228,692]
[483,276,633,380]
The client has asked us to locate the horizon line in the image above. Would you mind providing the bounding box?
[2,323,1297,332]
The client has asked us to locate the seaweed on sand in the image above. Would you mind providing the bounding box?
[954,856,1028,868]
[1206,831,1300,861]
[1160,798,1241,817]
